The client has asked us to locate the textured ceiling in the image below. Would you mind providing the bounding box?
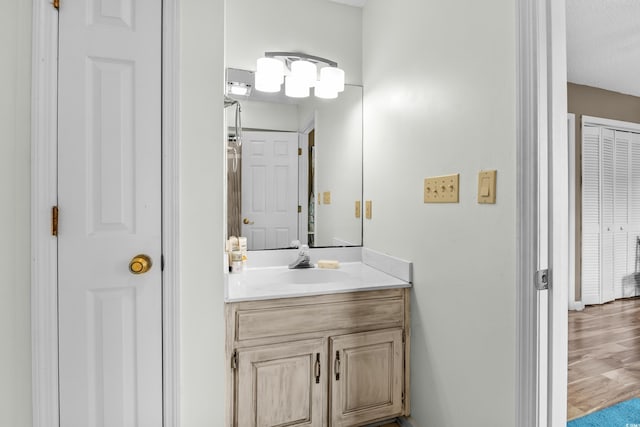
[567,0,640,96]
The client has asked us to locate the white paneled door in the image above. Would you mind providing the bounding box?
[57,1,163,426]
[241,131,299,250]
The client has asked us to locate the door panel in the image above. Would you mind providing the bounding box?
[601,129,615,303]
[236,339,325,427]
[57,0,162,425]
[581,126,601,305]
[330,329,403,427]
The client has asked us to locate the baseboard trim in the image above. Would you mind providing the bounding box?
[363,416,415,427]
[397,417,416,427]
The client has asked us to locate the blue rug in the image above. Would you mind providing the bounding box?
[568,398,640,426]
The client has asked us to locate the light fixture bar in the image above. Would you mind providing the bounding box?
[265,51,338,68]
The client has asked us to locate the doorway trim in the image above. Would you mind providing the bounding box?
[30,1,181,426]
[515,0,542,424]
[516,0,569,426]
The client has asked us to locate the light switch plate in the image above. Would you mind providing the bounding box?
[365,200,372,219]
[424,174,460,203]
[323,191,331,204]
[355,201,361,218]
[477,170,497,204]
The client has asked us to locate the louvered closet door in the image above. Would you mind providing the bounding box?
[614,131,631,299]
[582,126,602,305]
[601,128,616,303]
[627,132,640,298]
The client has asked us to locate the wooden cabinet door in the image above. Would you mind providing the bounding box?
[236,339,326,427]
[330,329,403,427]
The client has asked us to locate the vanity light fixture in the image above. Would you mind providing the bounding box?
[254,51,345,99]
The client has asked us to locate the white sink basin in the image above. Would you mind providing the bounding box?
[276,268,348,285]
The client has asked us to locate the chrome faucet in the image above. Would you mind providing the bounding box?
[288,243,313,269]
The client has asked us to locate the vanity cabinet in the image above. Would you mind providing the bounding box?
[225,288,410,427]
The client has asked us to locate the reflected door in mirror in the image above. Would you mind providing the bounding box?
[242,131,299,250]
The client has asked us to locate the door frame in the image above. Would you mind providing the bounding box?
[30,1,181,426]
[516,0,568,426]
[568,113,584,311]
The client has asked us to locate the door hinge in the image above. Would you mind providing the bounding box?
[231,350,238,370]
[51,206,59,236]
[53,0,59,9]
[402,391,405,404]
[535,268,550,291]
[298,148,302,156]
[161,254,165,271]
[298,205,302,213]
[402,331,406,343]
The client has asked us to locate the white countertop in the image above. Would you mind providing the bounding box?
[225,261,411,303]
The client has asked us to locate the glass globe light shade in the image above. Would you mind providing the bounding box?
[254,71,281,93]
[256,57,284,84]
[314,79,338,99]
[320,66,345,92]
[285,75,309,98]
[290,60,317,88]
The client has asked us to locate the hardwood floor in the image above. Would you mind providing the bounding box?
[568,297,640,420]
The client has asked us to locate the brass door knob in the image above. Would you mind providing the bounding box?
[129,254,152,274]
[243,218,254,225]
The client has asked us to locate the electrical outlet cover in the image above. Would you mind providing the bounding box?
[323,191,331,204]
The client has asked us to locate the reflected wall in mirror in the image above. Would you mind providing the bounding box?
[225,0,364,251]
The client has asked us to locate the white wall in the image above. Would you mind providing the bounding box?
[0,1,32,426]
[226,0,362,85]
[227,100,299,131]
[180,0,226,424]
[362,1,517,426]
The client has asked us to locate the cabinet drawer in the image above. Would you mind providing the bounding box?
[235,298,404,342]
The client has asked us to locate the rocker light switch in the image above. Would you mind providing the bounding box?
[477,170,497,204]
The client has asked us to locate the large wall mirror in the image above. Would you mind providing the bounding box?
[225,0,364,251]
